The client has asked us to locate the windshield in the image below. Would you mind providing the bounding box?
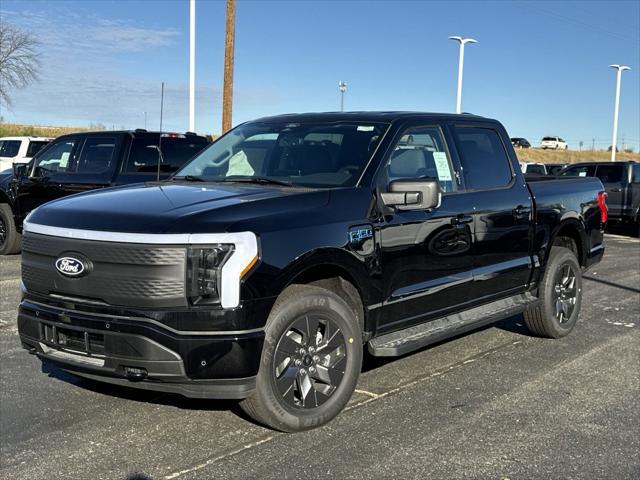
[175,122,388,188]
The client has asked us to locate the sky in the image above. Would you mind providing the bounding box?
[1,0,639,150]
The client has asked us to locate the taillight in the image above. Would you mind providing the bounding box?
[598,191,608,223]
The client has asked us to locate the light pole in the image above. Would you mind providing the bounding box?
[609,64,630,162]
[338,81,347,112]
[449,36,477,114]
[189,0,196,132]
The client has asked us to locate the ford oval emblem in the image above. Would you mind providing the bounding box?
[55,257,86,277]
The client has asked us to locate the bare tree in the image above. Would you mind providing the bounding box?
[0,22,41,107]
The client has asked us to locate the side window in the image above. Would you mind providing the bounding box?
[0,140,21,158]
[26,141,50,158]
[74,137,117,174]
[454,127,512,190]
[386,126,455,192]
[631,164,640,184]
[595,164,623,184]
[32,138,78,175]
[125,137,160,173]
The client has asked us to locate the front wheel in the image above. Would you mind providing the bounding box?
[0,204,21,255]
[240,284,362,432]
[524,246,582,338]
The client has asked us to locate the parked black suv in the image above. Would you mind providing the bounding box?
[0,130,209,254]
[560,161,639,226]
[17,112,606,432]
[510,137,531,149]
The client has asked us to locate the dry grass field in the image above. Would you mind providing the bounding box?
[515,148,639,164]
[0,123,101,138]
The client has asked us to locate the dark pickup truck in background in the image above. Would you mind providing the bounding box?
[0,130,209,254]
[560,161,639,228]
[16,112,606,432]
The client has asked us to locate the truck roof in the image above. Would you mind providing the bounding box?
[252,111,491,124]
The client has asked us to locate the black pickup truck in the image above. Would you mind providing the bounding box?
[17,112,606,432]
[0,130,209,254]
[559,161,639,227]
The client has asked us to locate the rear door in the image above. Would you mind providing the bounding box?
[378,123,476,332]
[450,123,533,301]
[593,164,626,218]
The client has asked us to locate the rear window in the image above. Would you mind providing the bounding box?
[526,164,546,175]
[560,165,596,177]
[595,164,623,183]
[26,141,50,157]
[542,137,556,141]
[126,136,209,173]
[0,140,21,158]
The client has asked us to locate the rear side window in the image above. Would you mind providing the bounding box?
[560,165,596,177]
[26,141,50,157]
[125,136,209,173]
[74,137,117,174]
[526,164,546,175]
[454,127,512,189]
[632,164,640,183]
[0,140,21,158]
[595,164,623,183]
[387,126,455,192]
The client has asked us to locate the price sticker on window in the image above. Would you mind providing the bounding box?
[433,152,452,181]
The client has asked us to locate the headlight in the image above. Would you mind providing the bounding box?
[187,245,235,305]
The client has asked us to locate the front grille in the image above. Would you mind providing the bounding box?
[22,232,188,308]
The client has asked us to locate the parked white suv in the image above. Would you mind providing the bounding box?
[540,136,568,150]
[0,137,53,172]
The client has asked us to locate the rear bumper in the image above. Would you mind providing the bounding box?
[17,299,264,399]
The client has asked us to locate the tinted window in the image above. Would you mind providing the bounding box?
[26,141,50,157]
[75,137,117,174]
[387,126,455,192]
[455,127,512,189]
[0,140,21,157]
[595,164,623,183]
[560,165,596,177]
[33,138,78,174]
[526,164,546,175]
[125,136,209,173]
[632,164,640,183]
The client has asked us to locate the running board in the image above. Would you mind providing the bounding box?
[368,293,538,357]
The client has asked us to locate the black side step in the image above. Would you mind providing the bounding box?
[368,293,538,357]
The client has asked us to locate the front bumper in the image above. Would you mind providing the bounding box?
[18,299,264,399]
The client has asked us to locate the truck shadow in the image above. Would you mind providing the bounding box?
[606,222,639,237]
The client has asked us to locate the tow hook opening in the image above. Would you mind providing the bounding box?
[123,366,148,381]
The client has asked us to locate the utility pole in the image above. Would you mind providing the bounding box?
[449,36,477,114]
[189,0,196,132]
[338,81,347,112]
[222,0,236,133]
[160,82,165,133]
[144,111,147,129]
[592,138,595,151]
[609,64,630,162]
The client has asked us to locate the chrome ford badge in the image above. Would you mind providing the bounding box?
[55,257,86,277]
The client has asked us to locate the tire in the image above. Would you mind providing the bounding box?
[240,284,363,432]
[524,246,582,338]
[0,204,21,255]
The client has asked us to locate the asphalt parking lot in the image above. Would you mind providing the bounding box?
[1,232,639,480]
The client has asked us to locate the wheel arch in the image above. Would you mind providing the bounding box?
[548,218,588,266]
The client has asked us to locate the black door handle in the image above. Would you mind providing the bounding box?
[609,188,622,192]
[451,214,473,225]
[513,205,531,219]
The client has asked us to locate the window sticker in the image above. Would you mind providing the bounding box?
[578,171,587,177]
[59,152,70,168]
[433,151,452,181]
[357,126,374,131]
[226,150,254,176]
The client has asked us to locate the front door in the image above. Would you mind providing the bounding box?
[377,124,476,333]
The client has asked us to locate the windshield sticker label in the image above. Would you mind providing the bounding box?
[226,150,254,176]
[579,171,587,177]
[433,152,452,181]
[357,126,374,131]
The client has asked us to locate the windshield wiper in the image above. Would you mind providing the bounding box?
[172,175,205,182]
[222,176,293,187]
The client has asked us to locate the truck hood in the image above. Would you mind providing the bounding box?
[26,182,331,234]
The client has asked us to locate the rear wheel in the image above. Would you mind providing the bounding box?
[240,284,362,432]
[524,246,582,338]
[0,204,21,255]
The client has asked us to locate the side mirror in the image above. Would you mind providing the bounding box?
[381,179,441,211]
[12,162,28,178]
